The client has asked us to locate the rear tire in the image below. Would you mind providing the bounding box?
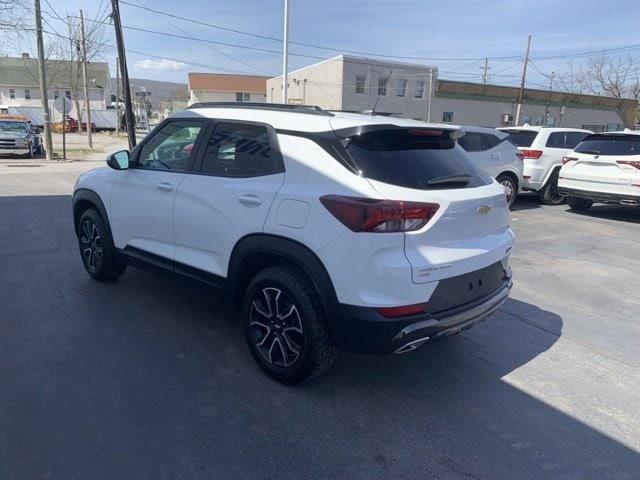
[242,265,338,384]
[496,173,517,209]
[77,209,127,281]
[567,196,593,211]
[538,169,565,205]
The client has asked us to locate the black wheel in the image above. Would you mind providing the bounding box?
[496,173,517,209]
[25,143,34,159]
[567,196,593,211]
[77,209,126,281]
[538,169,565,205]
[242,265,338,384]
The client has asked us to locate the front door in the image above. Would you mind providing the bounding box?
[110,119,205,260]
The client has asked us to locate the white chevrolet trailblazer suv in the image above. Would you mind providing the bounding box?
[72,103,514,384]
[558,129,640,210]
[498,126,591,204]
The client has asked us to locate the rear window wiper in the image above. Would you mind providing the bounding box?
[426,173,473,186]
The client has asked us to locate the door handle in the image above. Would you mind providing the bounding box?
[238,194,263,207]
[155,182,173,192]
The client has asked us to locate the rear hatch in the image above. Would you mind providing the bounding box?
[561,133,640,191]
[333,123,513,284]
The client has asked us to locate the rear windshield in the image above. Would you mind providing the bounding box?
[574,135,640,156]
[502,130,538,147]
[342,128,492,190]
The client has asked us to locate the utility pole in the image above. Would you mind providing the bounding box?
[515,35,532,126]
[115,56,120,135]
[480,57,491,84]
[281,0,289,104]
[427,69,434,122]
[34,0,53,160]
[110,0,136,148]
[79,10,93,148]
[544,71,555,126]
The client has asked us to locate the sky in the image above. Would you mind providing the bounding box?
[11,0,640,88]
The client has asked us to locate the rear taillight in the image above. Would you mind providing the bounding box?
[562,156,578,165]
[375,302,427,318]
[521,149,543,159]
[617,160,640,170]
[320,195,439,233]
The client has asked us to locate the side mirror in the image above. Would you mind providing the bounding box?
[32,127,41,134]
[107,150,130,170]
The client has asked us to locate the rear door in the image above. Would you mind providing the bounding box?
[173,120,285,278]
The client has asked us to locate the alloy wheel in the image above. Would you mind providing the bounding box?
[79,219,103,273]
[249,287,303,368]
[500,178,514,205]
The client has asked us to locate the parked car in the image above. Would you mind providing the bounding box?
[558,129,640,210]
[498,125,591,205]
[457,125,523,208]
[0,114,42,157]
[72,103,514,384]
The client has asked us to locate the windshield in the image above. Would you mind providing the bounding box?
[574,135,640,156]
[502,130,538,147]
[0,121,29,133]
[342,128,492,190]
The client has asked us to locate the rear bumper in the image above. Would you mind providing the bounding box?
[329,277,512,355]
[558,187,640,206]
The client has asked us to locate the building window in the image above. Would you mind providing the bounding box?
[442,111,453,122]
[54,90,59,99]
[377,77,387,96]
[235,92,251,102]
[414,80,425,98]
[65,90,71,98]
[24,89,31,100]
[355,74,366,94]
[395,79,407,97]
[9,88,15,99]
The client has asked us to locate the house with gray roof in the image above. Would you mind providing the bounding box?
[0,53,111,123]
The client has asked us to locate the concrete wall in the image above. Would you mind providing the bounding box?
[431,94,627,129]
[0,86,106,122]
[189,90,266,105]
[266,57,344,108]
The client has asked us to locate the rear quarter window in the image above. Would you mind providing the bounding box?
[342,128,493,190]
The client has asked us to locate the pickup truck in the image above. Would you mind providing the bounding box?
[0,115,42,158]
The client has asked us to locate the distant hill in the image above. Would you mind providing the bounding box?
[110,77,187,106]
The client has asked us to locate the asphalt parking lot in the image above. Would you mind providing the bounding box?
[1,161,639,480]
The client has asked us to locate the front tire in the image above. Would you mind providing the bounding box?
[567,196,593,211]
[242,265,338,384]
[77,209,126,281]
[538,169,565,205]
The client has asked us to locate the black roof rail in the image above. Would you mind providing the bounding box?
[186,102,333,116]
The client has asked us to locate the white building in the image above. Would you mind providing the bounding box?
[188,73,268,105]
[267,54,637,130]
[0,54,110,123]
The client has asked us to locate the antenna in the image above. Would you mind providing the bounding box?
[372,69,393,115]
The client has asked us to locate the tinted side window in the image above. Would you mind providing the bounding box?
[565,132,588,149]
[545,132,565,148]
[458,132,487,152]
[200,122,276,177]
[137,121,203,171]
[503,130,537,147]
[483,133,502,149]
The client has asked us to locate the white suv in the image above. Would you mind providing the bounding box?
[72,103,514,384]
[457,125,524,208]
[498,126,591,204]
[558,130,640,210]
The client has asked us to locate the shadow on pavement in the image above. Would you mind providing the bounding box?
[511,193,542,211]
[566,203,640,224]
[1,195,639,479]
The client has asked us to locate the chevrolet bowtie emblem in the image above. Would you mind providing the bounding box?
[477,205,492,215]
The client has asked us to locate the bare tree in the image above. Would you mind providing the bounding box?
[0,0,30,50]
[169,86,189,103]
